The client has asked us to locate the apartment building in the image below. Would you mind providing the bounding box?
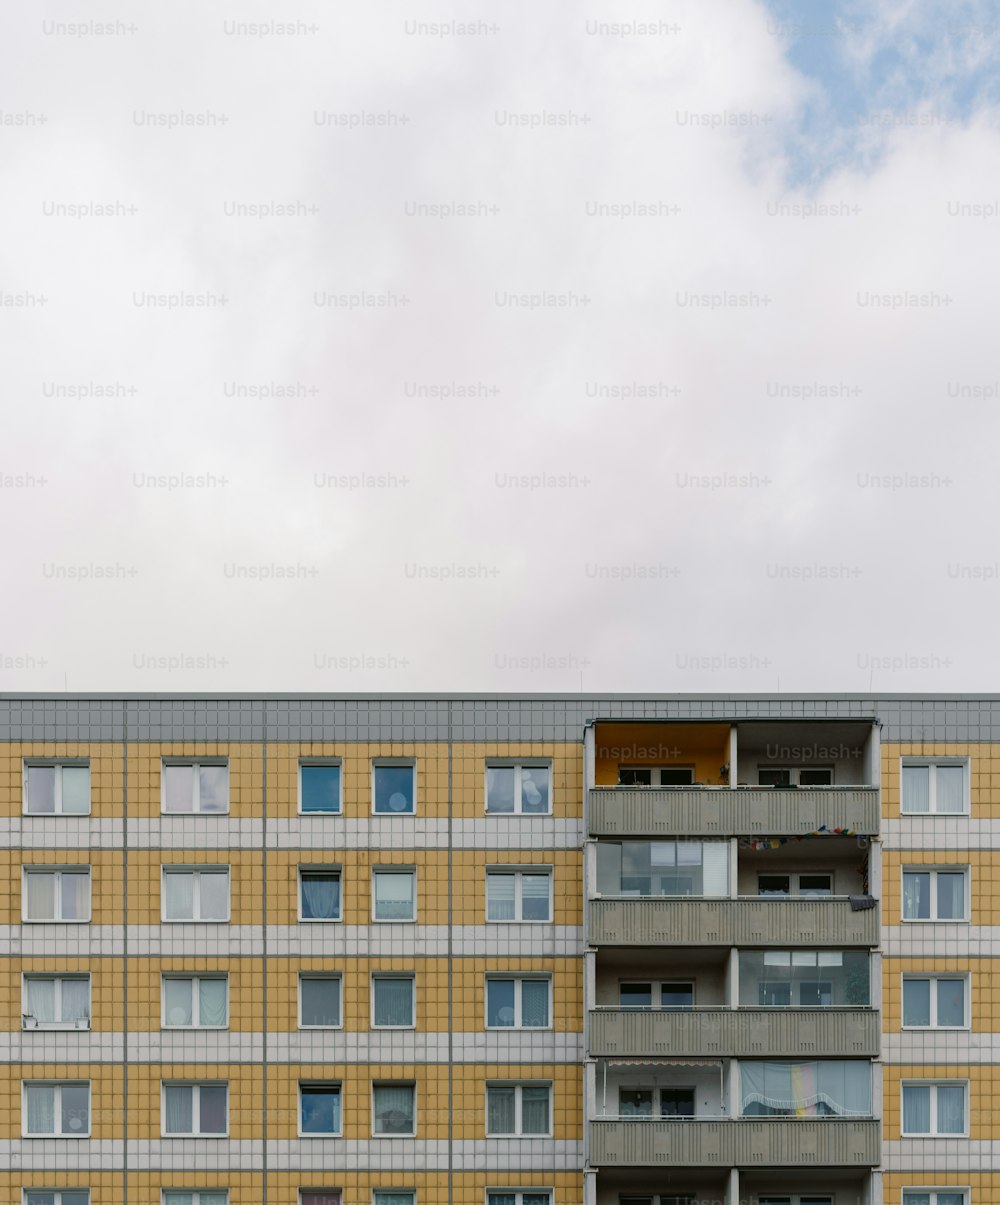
[0,694,992,1205]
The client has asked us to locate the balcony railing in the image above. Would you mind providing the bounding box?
[588,897,880,947]
[589,1117,880,1166]
[589,1007,879,1058]
[588,787,879,838]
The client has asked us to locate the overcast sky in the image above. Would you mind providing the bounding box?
[3,0,999,694]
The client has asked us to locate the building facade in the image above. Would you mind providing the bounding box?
[0,694,993,1205]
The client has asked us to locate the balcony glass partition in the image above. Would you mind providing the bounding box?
[596,841,730,897]
[739,951,870,1007]
[740,1061,872,1117]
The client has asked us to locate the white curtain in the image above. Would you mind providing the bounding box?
[373,1085,414,1133]
[165,980,193,1026]
[198,764,228,811]
[902,1085,930,1132]
[741,1062,870,1117]
[25,1084,55,1133]
[61,978,89,1022]
[936,873,965,920]
[164,765,195,812]
[487,1086,516,1133]
[26,873,55,920]
[198,872,229,920]
[199,979,227,1027]
[61,766,90,813]
[521,1086,550,1133]
[305,1194,344,1205]
[935,766,964,813]
[902,765,930,811]
[374,979,413,1026]
[487,874,516,920]
[164,1085,193,1133]
[164,874,195,920]
[61,872,90,920]
[26,979,55,1023]
[27,766,56,813]
[164,1195,195,1205]
[521,874,551,920]
[374,873,414,920]
[936,1085,965,1133]
[301,874,340,919]
[701,843,730,896]
[903,873,929,919]
[521,980,549,1027]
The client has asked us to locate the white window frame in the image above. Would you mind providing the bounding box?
[161,974,229,1029]
[298,760,343,815]
[22,760,92,816]
[372,1081,417,1137]
[299,974,343,1029]
[484,761,553,814]
[901,1190,970,1205]
[298,867,342,923]
[162,1195,229,1205]
[756,766,835,787]
[485,1081,553,1136]
[22,973,91,1030]
[486,1191,553,1205]
[371,974,416,1029]
[902,867,970,922]
[901,1081,969,1136]
[486,868,553,923]
[160,760,230,815]
[618,981,695,1009]
[485,976,552,1029]
[301,1193,344,1205]
[21,1081,91,1137]
[757,871,834,898]
[161,867,231,923]
[373,1193,414,1205]
[22,867,92,923]
[902,974,970,1029]
[372,868,417,923]
[161,1081,229,1137]
[618,766,694,787]
[298,1081,343,1137]
[900,758,970,815]
[371,759,417,815]
[23,1191,93,1205]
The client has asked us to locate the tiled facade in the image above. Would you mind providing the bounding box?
[0,695,996,1205]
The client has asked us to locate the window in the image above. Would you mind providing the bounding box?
[903,976,968,1028]
[372,1083,416,1135]
[24,762,90,815]
[23,868,91,922]
[487,869,552,922]
[488,1193,551,1205]
[25,1194,91,1205]
[162,976,228,1028]
[619,1087,695,1117]
[300,975,342,1028]
[739,951,871,1008]
[486,1083,551,1134]
[758,767,833,787]
[759,1198,832,1205]
[162,762,229,814]
[619,982,694,1009]
[596,841,730,897]
[758,873,833,898]
[301,1195,342,1205]
[901,761,967,814]
[163,1195,228,1205]
[162,868,230,922]
[300,870,342,921]
[618,766,694,786]
[903,1193,968,1205]
[300,763,342,814]
[23,1082,90,1136]
[741,1062,871,1117]
[373,976,415,1028]
[486,976,550,1028]
[622,1197,695,1205]
[373,870,416,921]
[373,763,415,814]
[300,1083,342,1136]
[373,1194,413,1205]
[486,764,551,813]
[903,869,968,921]
[902,1082,968,1135]
[162,1083,228,1135]
[23,975,90,1029]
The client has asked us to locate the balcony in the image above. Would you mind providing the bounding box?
[588,898,879,947]
[589,1007,879,1058]
[589,1117,880,1167]
[588,787,879,838]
